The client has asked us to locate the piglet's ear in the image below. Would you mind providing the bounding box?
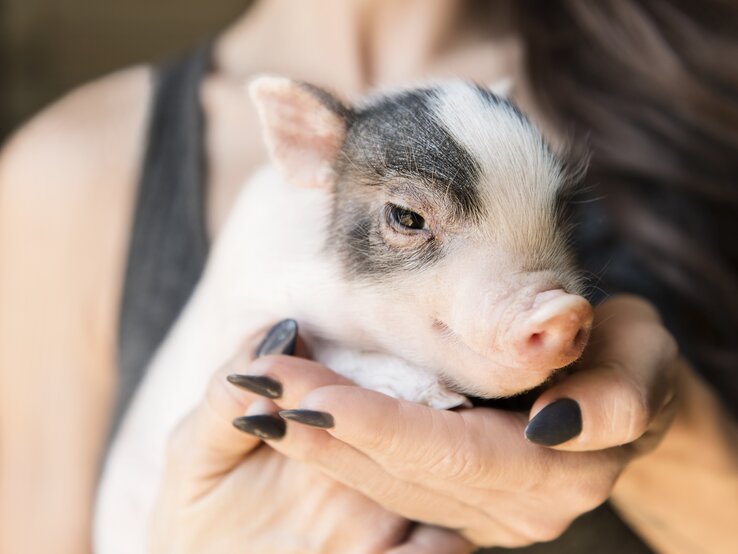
[249,76,349,190]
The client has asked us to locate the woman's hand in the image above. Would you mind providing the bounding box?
[246,295,680,547]
[149,320,472,554]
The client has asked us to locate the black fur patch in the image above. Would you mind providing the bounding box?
[343,88,483,219]
[330,87,483,280]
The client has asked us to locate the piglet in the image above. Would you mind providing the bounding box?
[94,77,593,553]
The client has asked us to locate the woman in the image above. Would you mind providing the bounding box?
[1,0,736,552]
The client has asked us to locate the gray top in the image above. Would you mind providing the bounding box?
[113,44,652,554]
[112,44,211,440]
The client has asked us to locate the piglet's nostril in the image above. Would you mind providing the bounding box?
[526,331,546,350]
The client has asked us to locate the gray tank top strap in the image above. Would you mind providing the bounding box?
[111,43,212,440]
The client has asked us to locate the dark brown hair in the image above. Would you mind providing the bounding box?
[514,0,738,413]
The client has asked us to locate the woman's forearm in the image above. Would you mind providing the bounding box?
[612,361,738,554]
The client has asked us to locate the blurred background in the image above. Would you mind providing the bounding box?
[0,0,252,140]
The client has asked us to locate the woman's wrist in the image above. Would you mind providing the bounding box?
[612,360,738,554]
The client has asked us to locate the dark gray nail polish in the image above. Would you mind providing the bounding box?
[525,398,582,446]
[232,414,286,440]
[279,409,335,429]
[227,374,283,399]
[256,319,298,357]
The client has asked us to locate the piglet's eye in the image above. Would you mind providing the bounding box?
[387,204,426,231]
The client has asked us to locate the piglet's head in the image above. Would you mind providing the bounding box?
[250,76,593,399]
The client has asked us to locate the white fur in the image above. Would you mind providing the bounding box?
[94,81,582,552]
[432,82,565,245]
[94,166,465,553]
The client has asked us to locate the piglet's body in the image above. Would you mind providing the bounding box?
[94,78,593,552]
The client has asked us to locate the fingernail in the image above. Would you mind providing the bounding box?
[227,374,283,399]
[279,409,334,429]
[256,319,298,357]
[525,398,582,446]
[232,414,286,440]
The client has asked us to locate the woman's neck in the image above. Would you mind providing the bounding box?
[214,0,512,94]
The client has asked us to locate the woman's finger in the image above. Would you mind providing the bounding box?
[293,385,537,488]
[525,295,679,451]
[266,403,559,544]
[298,385,469,467]
[263,419,482,528]
[165,320,300,480]
[228,353,354,410]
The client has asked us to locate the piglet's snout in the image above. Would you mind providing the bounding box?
[508,290,593,370]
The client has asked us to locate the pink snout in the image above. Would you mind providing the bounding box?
[509,290,593,370]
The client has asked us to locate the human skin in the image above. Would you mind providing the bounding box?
[1,0,736,552]
[149,296,679,552]
[148,331,470,554]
